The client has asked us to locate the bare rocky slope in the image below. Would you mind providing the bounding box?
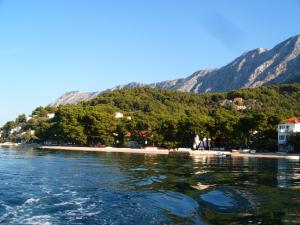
[50,35,300,106]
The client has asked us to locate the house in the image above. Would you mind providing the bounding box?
[9,126,22,134]
[221,97,246,110]
[235,105,247,110]
[26,115,33,122]
[47,113,55,119]
[114,112,124,119]
[233,97,243,104]
[278,117,300,152]
[221,99,233,106]
[140,131,151,137]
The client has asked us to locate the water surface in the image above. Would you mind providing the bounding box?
[0,147,299,224]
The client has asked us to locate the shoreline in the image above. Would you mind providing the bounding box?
[39,146,170,155]
[38,146,300,160]
[1,143,299,160]
[0,142,21,147]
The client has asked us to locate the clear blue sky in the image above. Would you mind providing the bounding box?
[0,0,299,125]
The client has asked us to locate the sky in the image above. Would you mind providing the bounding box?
[0,0,300,125]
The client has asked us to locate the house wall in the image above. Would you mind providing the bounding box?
[278,123,300,145]
[294,123,300,132]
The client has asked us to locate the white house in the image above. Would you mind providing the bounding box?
[26,115,33,122]
[9,126,22,134]
[47,113,55,119]
[278,117,300,151]
[114,112,124,119]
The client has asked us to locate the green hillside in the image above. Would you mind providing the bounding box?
[2,83,300,151]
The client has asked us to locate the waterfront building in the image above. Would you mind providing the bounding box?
[278,117,300,152]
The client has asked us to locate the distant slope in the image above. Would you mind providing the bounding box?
[50,35,300,106]
[51,91,101,106]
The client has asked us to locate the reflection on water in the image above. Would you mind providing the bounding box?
[0,147,299,224]
[277,159,300,189]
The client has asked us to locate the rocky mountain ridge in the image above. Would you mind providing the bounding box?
[50,35,300,106]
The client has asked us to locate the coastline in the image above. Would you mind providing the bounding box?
[0,142,40,148]
[0,142,21,148]
[39,146,300,160]
[39,146,170,155]
[1,143,298,160]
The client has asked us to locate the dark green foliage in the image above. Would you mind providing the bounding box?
[15,114,27,124]
[32,106,49,117]
[288,133,300,152]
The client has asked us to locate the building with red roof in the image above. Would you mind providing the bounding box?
[278,117,300,152]
[283,117,300,124]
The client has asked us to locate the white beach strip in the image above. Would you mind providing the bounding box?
[39,146,170,155]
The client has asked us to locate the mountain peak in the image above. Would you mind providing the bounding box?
[241,48,268,57]
[51,35,300,105]
[288,34,300,42]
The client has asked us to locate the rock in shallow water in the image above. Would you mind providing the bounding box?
[145,191,199,217]
[198,187,254,213]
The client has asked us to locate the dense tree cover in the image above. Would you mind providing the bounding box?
[1,106,56,143]
[2,83,300,151]
[288,133,300,153]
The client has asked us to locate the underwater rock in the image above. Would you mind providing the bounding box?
[198,187,255,213]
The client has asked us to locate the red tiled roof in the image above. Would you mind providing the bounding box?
[140,131,151,137]
[233,97,243,102]
[284,117,300,124]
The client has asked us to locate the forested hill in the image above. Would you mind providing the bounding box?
[86,83,300,118]
[2,83,300,151]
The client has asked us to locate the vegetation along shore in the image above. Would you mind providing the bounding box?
[1,83,300,153]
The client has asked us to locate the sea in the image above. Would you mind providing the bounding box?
[0,147,299,224]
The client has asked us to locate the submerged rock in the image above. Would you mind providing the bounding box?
[145,191,199,217]
[198,187,255,213]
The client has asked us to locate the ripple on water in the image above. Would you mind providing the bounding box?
[1,147,299,224]
[22,215,53,225]
[129,167,149,172]
[136,175,167,187]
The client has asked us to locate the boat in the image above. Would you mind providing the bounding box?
[214,152,230,157]
[287,155,300,160]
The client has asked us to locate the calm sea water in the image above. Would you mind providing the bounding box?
[0,147,299,225]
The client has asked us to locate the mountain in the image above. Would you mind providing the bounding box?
[50,35,300,106]
[51,91,101,105]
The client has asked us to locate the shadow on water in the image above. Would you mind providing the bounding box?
[0,147,299,224]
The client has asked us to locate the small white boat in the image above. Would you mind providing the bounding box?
[215,152,228,157]
[250,150,256,154]
[287,155,300,160]
[242,149,250,153]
